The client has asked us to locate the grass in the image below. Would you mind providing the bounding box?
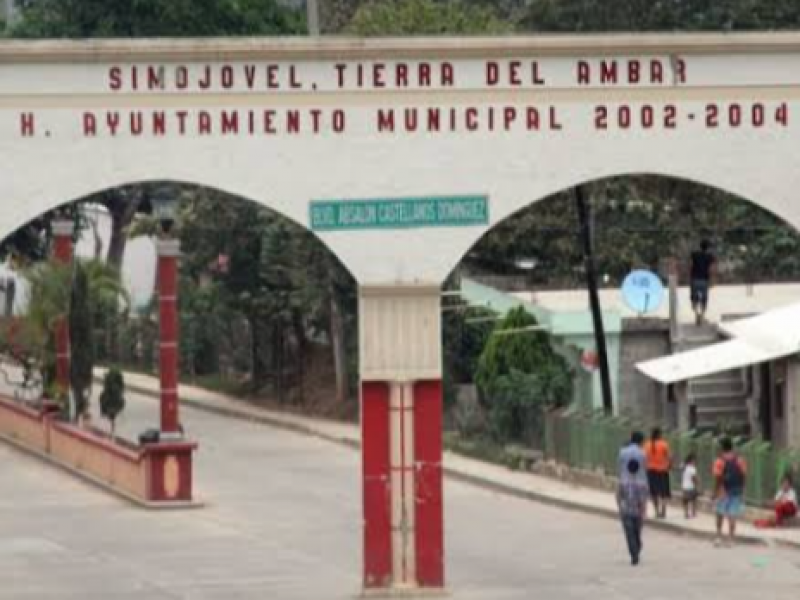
[444,431,522,469]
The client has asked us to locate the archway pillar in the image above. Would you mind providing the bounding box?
[51,220,74,408]
[359,285,444,594]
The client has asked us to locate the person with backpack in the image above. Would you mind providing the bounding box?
[618,431,647,485]
[713,437,747,546]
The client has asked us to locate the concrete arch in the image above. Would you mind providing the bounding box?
[0,161,353,278]
[6,111,799,286]
[5,36,800,593]
[3,35,800,287]
[448,165,800,279]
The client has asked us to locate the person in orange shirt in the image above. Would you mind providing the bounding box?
[644,428,672,518]
[713,437,747,546]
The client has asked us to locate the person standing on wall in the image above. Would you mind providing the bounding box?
[690,240,716,325]
[713,437,747,547]
[644,428,672,518]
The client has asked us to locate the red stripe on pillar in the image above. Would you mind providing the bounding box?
[413,380,444,588]
[362,381,392,589]
[52,229,73,399]
[55,320,70,396]
[158,253,180,433]
[53,236,73,264]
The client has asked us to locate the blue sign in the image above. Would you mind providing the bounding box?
[621,270,664,314]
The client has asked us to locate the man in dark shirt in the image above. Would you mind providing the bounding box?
[690,240,715,325]
[617,459,649,565]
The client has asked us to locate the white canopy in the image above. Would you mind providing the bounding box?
[637,303,800,385]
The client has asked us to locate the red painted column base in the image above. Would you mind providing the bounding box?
[144,441,196,502]
[414,380,444,588]
[157,240,181,434]
[362,380,392,589]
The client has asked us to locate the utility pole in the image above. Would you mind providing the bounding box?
[574,185,614,414]
[307,0,320,36]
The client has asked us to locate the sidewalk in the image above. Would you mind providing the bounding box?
[105,368,800,550]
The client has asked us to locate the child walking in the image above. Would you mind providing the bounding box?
[617,459,650,566]
[682,454,699,519]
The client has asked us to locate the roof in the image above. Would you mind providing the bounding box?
[513,283,800,326]
[637,303,800,384]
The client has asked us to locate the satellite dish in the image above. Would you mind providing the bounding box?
[621,270,664,315]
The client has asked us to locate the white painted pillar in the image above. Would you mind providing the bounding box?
[390,381,416,587]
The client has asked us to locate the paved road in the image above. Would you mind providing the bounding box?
[2,392,800,599]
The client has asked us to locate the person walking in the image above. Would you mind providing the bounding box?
[617,459,650,566]
[644,428,672,518]
[619,431,647,485]
[713,437,747,547]
[690,240,716,325]
[681,453,699,519]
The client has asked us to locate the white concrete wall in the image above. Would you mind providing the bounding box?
[2,37,800,285]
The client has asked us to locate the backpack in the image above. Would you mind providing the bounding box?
[722,456,744,495]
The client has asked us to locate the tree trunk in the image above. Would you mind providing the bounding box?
[105,190,143,272]
[107,213,129,272]
[319,0,365,33]
[329,285,349,405]
[292,310,308,395]
[272,321,286,403]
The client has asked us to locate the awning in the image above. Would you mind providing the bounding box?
[637,302,800,385]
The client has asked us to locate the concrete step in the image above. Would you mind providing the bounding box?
[690,368,745,384]
[695,406,750,428]
[680,337,720,350]
[690,380,747,396]
[692,394,749,410]
[696,403,749,415]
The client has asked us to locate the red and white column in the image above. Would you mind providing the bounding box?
[146,237,196,504]
[52,220,74,401]
[157,238,180,436]
[360,286,444,593]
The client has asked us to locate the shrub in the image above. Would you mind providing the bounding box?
[99,368,125,438]
[475,306,572,444]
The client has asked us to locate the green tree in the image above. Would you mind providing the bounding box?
[521,0,800,32]
[69,262,93,420]
[347,0,511,35]
[475,306,571,443]
[12,0,303,38]
[22,258,128,408]
[177,188,357,402]
[99,368,125,438]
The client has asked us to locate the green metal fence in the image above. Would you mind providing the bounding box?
[543,408,800,507]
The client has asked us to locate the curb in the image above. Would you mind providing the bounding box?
[122,379,779,549]
[0,431,204,511]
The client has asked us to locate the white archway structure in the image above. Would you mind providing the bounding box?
[3,33,800,592]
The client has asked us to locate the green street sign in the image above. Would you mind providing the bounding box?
[310,195,489,231]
